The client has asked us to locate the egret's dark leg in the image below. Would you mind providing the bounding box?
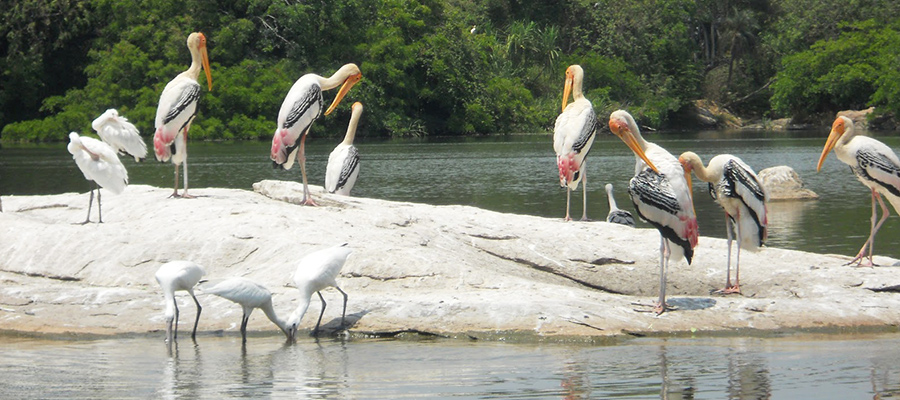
[174,300,180,340]
[314,291,327,335]
[190,291,201,340]
[241,313,249,343]
[80,186,95,224]
[336,286,348,328]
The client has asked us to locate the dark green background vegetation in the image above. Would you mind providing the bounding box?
[2,0,899,142]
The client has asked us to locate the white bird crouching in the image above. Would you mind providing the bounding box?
[200,277,290,342]
[287,243,353,340]
[325,102,363,195]
[155,261,206,343]
[91,108,147,162]
[67,132,128,224]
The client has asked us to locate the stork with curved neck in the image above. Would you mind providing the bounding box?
[325,102,363,195]
[553,65,598,221]
[153,32,212,198]
[817,116,900,266]
[271,64,363,206]
[679,151,767,294]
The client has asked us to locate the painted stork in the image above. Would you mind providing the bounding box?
[325,102,363,196]
[605,183,635,227]
[553,65,598,221]
[153,32,212,198]
[155,260,206,343]
[817,116,900,266]
[91,109,147,162]
[609,110,698,314]
[200,277,290,342]
[271,63,362,206]
[679,152,767,294]
[286,243,352,339]
[67,132,128,224]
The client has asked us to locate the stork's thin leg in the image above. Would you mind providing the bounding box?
[80,186,95,224]
[190,291,201,340]
[655,236,669,315]
[240,313,249,343]
[170,163,180,198]
[716,215,742,294]
[336,286,348,328]
[864,192,891,266]
[180,127,194,199]
[96,184,103,223]
[174,301,180,340]
[849,189,879,266]
[564,187,572,221]
[314,291,327,335]
[733,214,743,293]
[298,132,318,206]
[580,165,589,221]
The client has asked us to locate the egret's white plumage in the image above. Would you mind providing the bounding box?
[553,65,597,221]
[153,32,212,198]
[91,109,147,161]
[680,152,767,294]
[271,64,362,206]
[155,261,206,343]
[609,110,698,314]
[200,277,290,342]
[605,183,635,227]
[325,102,363,195]
[286,243,352,339]
[67,132,128,224]
[817,116,900,266]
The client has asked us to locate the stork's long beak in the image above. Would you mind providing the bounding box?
[816,127,842,172]
[609,119,659,173]
[325,73,362,116]
[562,73,574,112]
[200,44,212,91]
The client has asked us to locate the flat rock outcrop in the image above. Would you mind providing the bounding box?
[1,181,898,339]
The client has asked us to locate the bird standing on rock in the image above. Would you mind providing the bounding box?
[679,151,767,294]
[155,261,206,343]
[271,64,362,206]
[609,110,698,315]
[200,277,290,342]
[153,32,213,199]
[325,102,363,196]
[605,183,635,227]
[67,132,128,224]
[553,65,598,221]
[817,116,900,266]
[286,243,353,340]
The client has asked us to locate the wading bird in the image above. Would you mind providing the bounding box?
[271,64,362,206]
[605,183,635,227]
[679,152,767,294]
[155,261,206,343]
[67,132,128,224]
[286,243,353,340]
[609,110,698,314]
[200,277,290,342]
[817,116,900,266]
[91,109,147,162]
[153,32,212,198]
[553,65,598,221]
[325,102,363,196]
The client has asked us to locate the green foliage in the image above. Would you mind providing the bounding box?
[771,19,900,119]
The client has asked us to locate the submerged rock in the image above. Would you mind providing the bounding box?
[757,166,818,201]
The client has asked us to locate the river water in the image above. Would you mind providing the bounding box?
[3,130,900,398]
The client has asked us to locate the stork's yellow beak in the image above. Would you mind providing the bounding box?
[609,118,659,173]
[325,73,362,116]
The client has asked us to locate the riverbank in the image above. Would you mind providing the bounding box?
[2,181,899,340]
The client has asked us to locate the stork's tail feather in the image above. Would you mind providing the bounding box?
[153,127,173,162]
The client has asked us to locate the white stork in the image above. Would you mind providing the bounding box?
[609,110,698,315]
[817,116,900,266]
[67,132,128,224]
[553,65,598,221]
[605,183,635,227]
[286,243,352,339]
[271,63,362,206]
[153,32,212,198]
[325,102,363,196]
[679,152,767,294]
[91,109,147,162]
[155,260,206,343]
[200,277,290,342]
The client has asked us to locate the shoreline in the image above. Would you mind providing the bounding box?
[2,181,900,340]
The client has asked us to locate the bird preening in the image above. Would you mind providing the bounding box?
[325,102,363,196]
[92,109,147,162]
[817,116,900,266]
[67,132,129,224]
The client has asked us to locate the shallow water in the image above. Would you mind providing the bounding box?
[2,332,900,399]
[2,130,899,258]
